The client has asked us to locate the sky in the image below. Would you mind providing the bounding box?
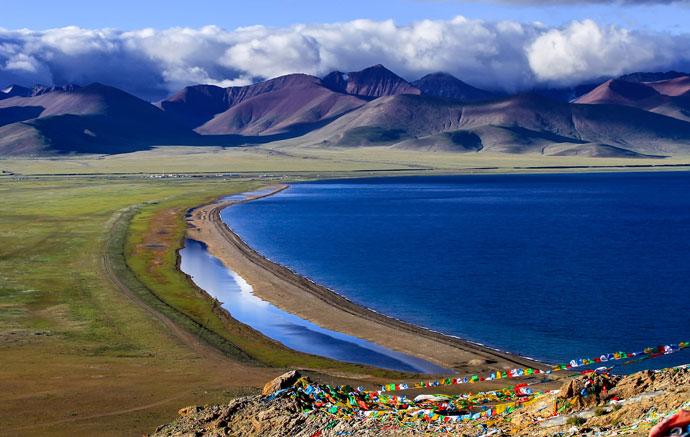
[1,0,688,33]
[1,0,689,100]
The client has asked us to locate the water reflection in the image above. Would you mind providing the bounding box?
[179,238,449,374]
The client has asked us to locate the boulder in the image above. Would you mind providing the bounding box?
[262,370,301,395]
[178,406,201,416]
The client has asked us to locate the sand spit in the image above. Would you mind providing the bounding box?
[185,184,544,375]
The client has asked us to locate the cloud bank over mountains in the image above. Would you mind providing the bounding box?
[2,18,689,101]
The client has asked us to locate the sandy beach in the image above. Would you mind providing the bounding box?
[186,184,547,375]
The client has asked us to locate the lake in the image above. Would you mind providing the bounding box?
[220,172,690,371]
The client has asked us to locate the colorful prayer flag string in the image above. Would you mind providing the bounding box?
[287,377,558,425]
[264,342,688,433]
[379,341,688,393]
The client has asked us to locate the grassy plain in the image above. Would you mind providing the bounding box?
[1,146,689,436]
[3,144,690,175]
[0,177,283,436]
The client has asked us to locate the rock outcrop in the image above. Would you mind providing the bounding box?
[262,370,301,395]
[153,366,690,436]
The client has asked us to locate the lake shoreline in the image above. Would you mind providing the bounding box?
[186,183,547,375]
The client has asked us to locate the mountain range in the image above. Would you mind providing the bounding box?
[2,64,690,157]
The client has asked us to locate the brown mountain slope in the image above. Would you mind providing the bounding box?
[646,76,690,96]
[0,86,108,121]
[195,75,365,136]
[4,68,690,157]
[412,72,494,100]
[650,91,690,123]
[574,79,661,106]
[157,74,342,129]
[298,93,690,156]
[0,84,80,101]
[0,83,199,156]
[322,64,421,98]
[574,77,690,123]
[159,66,420,130]
[155,84,232,129]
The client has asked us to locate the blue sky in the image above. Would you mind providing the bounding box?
[0,0,688,33]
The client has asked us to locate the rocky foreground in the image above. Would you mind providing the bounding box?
[152,366,690,436]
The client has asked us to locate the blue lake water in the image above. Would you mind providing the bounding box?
[220,172,690,371]
[179,239,449,374]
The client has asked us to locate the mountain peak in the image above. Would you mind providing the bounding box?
[412,72,494,101]
[158,73,323,128]
[256,73,321,90]
[0,81,198,156]
[334,64,421,98]
[321,71,348,93]
[2,84,28,94]
[419,72,453,79]
[575,79,660,105]
[0,84,32,99]
[0,84,81,100]
[354,64,396,77]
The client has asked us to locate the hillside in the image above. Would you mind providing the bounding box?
[4,66,690,157]
[575,77,690,123]
[646,76,690,96]
[575,79,662,106]
[321,64,421,98]
[194,75,365,136]
[0,83,199,156]
[0,84,80,100]
[297,93,690,156]
[157,65,421,135]
[157,73,364,130]
[157,65,420,133]
[412,72,494,100]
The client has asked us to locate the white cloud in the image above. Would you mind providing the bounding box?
[526,20,682,83]
[5,53,41,72]
[0,19,688,101]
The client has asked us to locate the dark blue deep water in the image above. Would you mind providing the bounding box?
[220,173,690,369]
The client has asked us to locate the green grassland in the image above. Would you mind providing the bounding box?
[0,177,274,435]
[3,144,690,176]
